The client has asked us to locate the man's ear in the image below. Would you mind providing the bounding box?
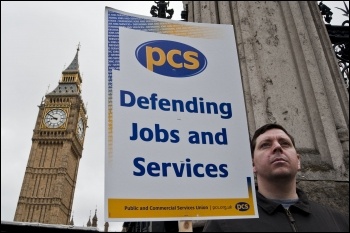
[297,154,301,170]
[252,160,257,173]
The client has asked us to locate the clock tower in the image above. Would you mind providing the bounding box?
[14,45,87,225]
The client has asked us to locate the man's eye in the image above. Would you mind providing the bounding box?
[280,141,291,147]
[260,143,270,148]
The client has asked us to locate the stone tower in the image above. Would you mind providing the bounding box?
[14,45,88,224]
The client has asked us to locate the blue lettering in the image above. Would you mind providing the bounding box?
[193,164,204,177]
[129,123,180,143]
[206,164,218,177]
[132,157,228,178]
[219,164,228,177]
[172,163,185,177]
[188,128,227,145]
[119,90,232,119]
[120,90,135,107]
[133,157,146,176]
[137,96,149,109]
[147,162,160,176]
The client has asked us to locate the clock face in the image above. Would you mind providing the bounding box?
[44,109,67,128]
[77,118,84,139]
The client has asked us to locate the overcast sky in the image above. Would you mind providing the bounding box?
[1,1,348,232]
[1,1,183,232]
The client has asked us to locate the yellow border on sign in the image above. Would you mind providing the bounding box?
[108,177,255,218]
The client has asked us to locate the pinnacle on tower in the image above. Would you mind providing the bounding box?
[87,210,91,227]
[92,208,98,227]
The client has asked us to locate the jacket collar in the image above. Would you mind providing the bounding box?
[256,187,311,214]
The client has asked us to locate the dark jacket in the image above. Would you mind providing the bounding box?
[203,188,349,232]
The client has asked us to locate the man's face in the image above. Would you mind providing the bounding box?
[253,128,300,180]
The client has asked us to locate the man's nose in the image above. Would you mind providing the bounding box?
[272,141,282,152]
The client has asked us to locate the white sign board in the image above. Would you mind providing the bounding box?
[105,6,258,222]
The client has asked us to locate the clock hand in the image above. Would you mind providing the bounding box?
[48,113,58,120]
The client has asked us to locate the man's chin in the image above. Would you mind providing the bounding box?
[270,170,294,179]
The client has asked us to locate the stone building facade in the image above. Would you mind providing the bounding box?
[182,1,349,215]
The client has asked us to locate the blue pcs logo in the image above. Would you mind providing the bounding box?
[135,40,207,78]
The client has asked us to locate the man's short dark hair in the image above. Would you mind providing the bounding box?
[250,123,296,157]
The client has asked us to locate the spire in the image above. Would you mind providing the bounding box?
[92,208,98,227]
[64,42,80,72]
[69,213,74,226]
[104,222,109,232]
[47,43,83,96]
[87,210,91,227]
